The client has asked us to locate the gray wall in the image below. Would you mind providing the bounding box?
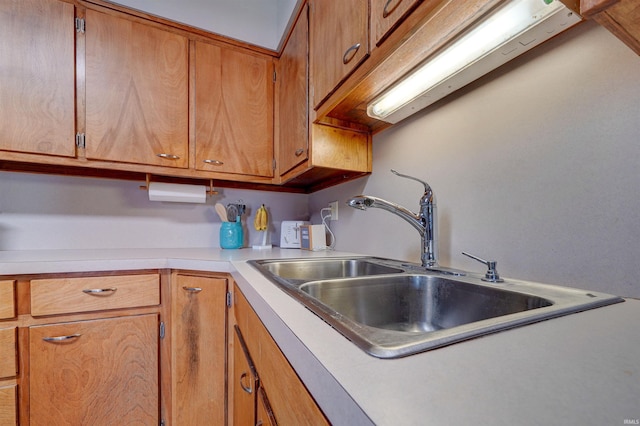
[0,172,309,250]
[311,22,640,298]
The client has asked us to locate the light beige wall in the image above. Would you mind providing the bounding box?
[0,172,309,250]
[311,22,640,297]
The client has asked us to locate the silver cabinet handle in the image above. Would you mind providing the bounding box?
[294,148,304,157]
[240,372,253,394]
[43,333,82,342]
[203,159,224,166]
[82,288,117,295]
[383,0,403,18]
[156,153,180,160]
[342,43,361,64]
[182,286,202,293]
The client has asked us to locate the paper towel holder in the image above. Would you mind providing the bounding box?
[139,174,218,197]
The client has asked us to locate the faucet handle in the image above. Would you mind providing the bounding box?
[391,169,431,195]
[462,252,504,283]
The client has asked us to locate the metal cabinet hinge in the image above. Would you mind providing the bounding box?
[75,17,85,33]
[273,70,277,83]
[226,292,232,308]
[272,158,276,171]
[160,420,165,426]
[75,133,85,149]
[159,321,165,339]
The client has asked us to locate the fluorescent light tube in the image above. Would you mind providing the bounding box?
[367,0,580,123]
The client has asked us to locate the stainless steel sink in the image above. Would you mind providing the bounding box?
[249,257,624,358]
[299,275,552,333]
[255,258,403,281]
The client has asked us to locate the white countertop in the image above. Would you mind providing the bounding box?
[2,248,639,425]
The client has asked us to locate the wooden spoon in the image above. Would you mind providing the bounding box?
[215,203,228,222]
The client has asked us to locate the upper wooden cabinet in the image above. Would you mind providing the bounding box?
[194,41,274,178]
[277,5,372,190]
[577,0,640,55]
[310,0,369,108]
[277,4,310,175]
[370,0,423,48]
[0,0,76,158]
[84,9,189,168]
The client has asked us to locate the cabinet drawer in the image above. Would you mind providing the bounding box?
[0,385,17,426]
[0,328,17,379]
[31,274,160,316]
[0,281,15,320]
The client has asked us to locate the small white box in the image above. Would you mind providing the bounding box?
[280,221,309,248]
[300,224,326,251]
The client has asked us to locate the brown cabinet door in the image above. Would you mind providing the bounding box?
[0,385,17,426]
[29,314,159,425]
[370,0,423,47]
[277,5,309,176]
[0,0,75,157]
[172,275,227,425]
[310,0,369,108]
[85,9,189,168]
[256,387,278,426]
[232,325,257,425]
[195,41,274,177]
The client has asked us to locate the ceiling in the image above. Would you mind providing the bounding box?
[109,0,299,50]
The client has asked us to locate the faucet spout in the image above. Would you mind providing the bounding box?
[347,196,424,235]
[347,170,438,268]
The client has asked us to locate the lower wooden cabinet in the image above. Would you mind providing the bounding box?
[233,325,259,425]
[0,385,17,426]
[171,273,228,425]
[256,387,277,426]
[29,314,159,425]
[231,284,328,425]
[0,268,328,425]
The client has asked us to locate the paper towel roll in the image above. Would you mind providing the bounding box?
[148,182,207,203]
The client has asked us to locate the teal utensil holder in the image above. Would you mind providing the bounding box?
[220,221,243,249]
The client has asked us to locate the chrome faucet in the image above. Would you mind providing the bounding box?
[347,169,438,268]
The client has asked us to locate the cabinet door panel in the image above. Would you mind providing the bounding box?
[310,0,369,108]
[232,326,257,426]
[371,0,422,47]
[85,9,189,167]
[278,6,309,175]
[0,280,15,320]
[257,387,278,426]
[0,385,17,426]
[0,328,17,379]
[29,314,158,425]
[195,42,274,177]
[0,0,75,157]
[172,275,226,425]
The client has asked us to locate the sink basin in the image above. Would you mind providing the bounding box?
[299,275,552,333]
[249,257,624,358]
[255,258,403,281]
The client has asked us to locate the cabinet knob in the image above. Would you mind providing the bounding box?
[203,159,224,166]
[342,43,361,65]
[383,0,403,18]
[294,148,304,157]
[156,153,180,160]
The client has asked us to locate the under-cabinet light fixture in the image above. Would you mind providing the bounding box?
[367,0,581,123]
